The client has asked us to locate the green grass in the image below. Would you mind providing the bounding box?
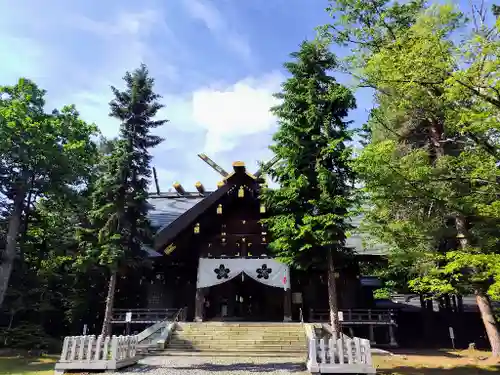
[373,349,500,375]
[0,355,58,375]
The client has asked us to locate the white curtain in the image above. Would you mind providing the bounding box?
[196,258,290,289]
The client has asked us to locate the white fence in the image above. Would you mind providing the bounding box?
[307,334,375,374]
[54,335,139,373]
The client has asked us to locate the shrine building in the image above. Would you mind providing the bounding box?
[140,156,383,323]
[110,155,496,349]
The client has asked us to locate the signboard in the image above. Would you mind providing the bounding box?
[449,326,455,349]
[292,292,302,304]
[125,311,132,323]
[338,311,344,322]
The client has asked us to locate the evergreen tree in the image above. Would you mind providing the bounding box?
[323,0,500,354]
[79,64,167,336]
[0,79,99,308]
[262,39,356,331]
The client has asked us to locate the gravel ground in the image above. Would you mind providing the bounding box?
[118,356,309,375]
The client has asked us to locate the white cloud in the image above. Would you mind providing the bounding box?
[182,0,252,61]
[189,72,283,154]
[68,9,166,39]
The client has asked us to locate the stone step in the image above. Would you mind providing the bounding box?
[167,343,307,351]
[178,332,305,336]
[179,327,304,330]
[178,330,305,335]
[180,323,303,327]
[170,339,305,345]
[178,328,304,331]
[163,347,307,354]
[173,335,304,340]
[174,331,305,336]
[154,350,307,358]
[183,329,304,332]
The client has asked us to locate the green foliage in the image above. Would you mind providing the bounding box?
[78,64,166,270]
[0,79,99,196]
[261,39,357,269]
[0,323,61,352]
[0,78,104,347]
[323,0,500,345]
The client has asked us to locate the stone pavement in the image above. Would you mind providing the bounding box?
[118,355,309,375]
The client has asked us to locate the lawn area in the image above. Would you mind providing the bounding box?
[0,355,58,375]
[0,349,499,374]
[373,349,500,374]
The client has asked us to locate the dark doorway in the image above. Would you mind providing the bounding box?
[205,273,284,321]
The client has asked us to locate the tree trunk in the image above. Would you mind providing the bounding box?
[0,190,26,308]
[101,270,118,337]
[327,248,341,332]
[475,290,500,357]
[456,214,500,356]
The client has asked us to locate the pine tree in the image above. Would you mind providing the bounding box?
[262,39,356,331]
[79,64,167,336]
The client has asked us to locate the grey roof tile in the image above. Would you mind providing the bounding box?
[148,196,205,231]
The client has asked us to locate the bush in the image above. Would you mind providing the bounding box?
[0,323,61,353]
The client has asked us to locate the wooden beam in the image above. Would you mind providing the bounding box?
[254,155,280,178]
[198,153,229,177]
[152,167,161,194]
[195,181,205,194]
[173,182,185,195]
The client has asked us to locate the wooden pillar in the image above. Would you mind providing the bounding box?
[194,288,206,322]
[388,324,398,347]
[369,324,375,344]
[284,288,292,322]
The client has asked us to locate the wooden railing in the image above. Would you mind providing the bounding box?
[309,308,395,325]
[55,335,138,372]
[307,333,375,374]
[111,308,181,324]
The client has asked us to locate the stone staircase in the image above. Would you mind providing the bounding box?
[162,322,307,357]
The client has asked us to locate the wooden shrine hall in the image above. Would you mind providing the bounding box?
[107,154,498,349]
[109,155,393,346]
[139,155,378,319]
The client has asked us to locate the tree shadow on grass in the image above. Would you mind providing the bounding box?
[388,349,462,358]
[0,356,57,375]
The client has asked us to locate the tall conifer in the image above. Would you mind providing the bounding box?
[80,64,167,335]
[262,40,356,331]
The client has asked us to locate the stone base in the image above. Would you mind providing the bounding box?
[283,315,292,322]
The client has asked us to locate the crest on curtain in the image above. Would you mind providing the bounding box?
[214,264,230,279]
[197,258,290,289]
[256,264,272,279]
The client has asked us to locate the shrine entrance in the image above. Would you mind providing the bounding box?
[204,274,284,321]
[194,257,292,322]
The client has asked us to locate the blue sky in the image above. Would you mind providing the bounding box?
[0,0,375,191]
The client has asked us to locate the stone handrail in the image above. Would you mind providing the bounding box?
[54,335,138,373]
[306,332,376,374]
